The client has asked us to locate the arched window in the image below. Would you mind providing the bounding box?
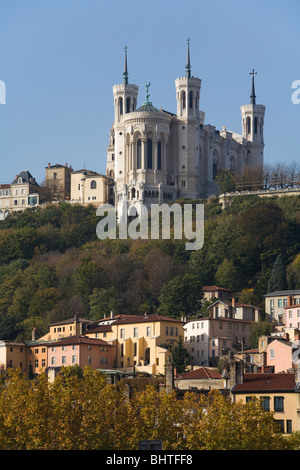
[189,91,193,109]
[131,188,136,199]
[119,97,123,116]
[147,139,152,169]
[126,97,131,114]
[254,117,258,134]
[230,156,236,172]
[212,151,219,180]
[157,140,162,170]
[137,139,141,169]
[90,180,97,189]
[182,91,186,110]
[246,116,251,134]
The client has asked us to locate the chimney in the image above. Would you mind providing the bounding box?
[288,296,293,307]
[232,298,235,307]
[283,333,289,342]
[165,362,174,393]
[110,310,114,319]
[48,163,51,167]
[295,361,300,384]
[32,327,36,341]
[229,360,244,389]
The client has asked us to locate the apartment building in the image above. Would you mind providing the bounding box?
[264,290,300,324]
[47,336,115,370]
[85,313,184,375]
[229,360,300,434]
[184,299,258,367]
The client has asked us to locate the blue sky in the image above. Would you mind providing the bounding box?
[0,0,299,184]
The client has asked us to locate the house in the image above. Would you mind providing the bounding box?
[175,367,223,390]
[47,335,115,370]
[201,286,233,302]
[264,290,300,324]
[228,360,300,434]
[84,313,184,376]
[0,340,27,371]
[38,315,94,342]
[70,169,112,206]
[184,298,259,367]
[0,170,40,219]
[45,162,73,200]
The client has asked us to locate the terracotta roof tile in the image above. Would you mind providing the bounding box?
[232,373,296,393]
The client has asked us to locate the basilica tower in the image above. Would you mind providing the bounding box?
[240,69,265,169]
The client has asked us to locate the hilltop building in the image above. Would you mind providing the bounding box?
[106,42,266,216]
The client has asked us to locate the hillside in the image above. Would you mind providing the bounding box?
[1,195,300,342]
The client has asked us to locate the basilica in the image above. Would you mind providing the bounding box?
[106,42,265,209]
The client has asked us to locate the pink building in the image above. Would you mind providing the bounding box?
[285,305,300,329]
[47,335,115,370]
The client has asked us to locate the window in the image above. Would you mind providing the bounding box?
[254,117,258,134]
[278,299,283,307]
[42,359,45,367]
[134,343,137,356]
[90,180,97,189]
[287,420,292,434]
[166,327,169,335]
[146,326,151,336]
[147,139,152,169]
[246,116,251,134]
[275,420,284,433]
[170,327,174,336]
[72,355,77,364]
[119,97,123,116]
[189,91,193,109]
[137,139,141,169]
[51,357,56,365]
[126,97,131,113]
[270,349,275,359]
[181,180,186,187]
[260,396,270,411]
[120,328,125,339]
[182,91,186,110]
[289,310,293,318]
[274,396,284,412]
[157,141,162,170]
[133,327,138,337]
[62,356,66,365]
[72,345,77,350]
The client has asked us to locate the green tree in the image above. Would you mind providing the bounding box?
[165,336,190,374]
[157,274,202,318]
[215,169,235,194]
[267,254,287,293]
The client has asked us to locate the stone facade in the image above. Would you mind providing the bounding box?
[106,44,265,214]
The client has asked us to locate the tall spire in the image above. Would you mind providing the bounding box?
[250,68,257,105]
[186,38,191,78]
[123,46,128,85]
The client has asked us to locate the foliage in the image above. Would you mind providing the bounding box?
[163,336,190,374]
[0,369,299,450]
[1,197,300,341]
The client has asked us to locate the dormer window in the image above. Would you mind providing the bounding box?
[18,178,22,184]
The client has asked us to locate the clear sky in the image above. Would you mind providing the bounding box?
[0,0,299,184]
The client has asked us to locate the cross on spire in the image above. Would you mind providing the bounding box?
[250,68,257,105]
[186,38,191,78]
[123,46,128,85]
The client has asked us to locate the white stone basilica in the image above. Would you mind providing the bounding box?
[106,42,265,210]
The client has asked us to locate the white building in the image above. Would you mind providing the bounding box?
[0,170,40,220]
[106,42,265,214]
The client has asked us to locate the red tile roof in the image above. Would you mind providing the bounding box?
[47,335,114,347]
[232,372,296,393]
[113,314,183,325]
[177,367,222,380]
[202,286,232,292]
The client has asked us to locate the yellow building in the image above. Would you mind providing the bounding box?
[70,169,111,206]
[84,313,184,376]
[228,360,300,434]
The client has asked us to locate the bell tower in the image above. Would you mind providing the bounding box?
[175,39,202,120]
[241,69,266,169]
[112,46,139,123]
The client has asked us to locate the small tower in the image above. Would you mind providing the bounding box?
[175,38,202,120]
[112,46,139,123]
[240,69,266,169]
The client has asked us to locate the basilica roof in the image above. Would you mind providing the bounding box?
[134,101,164,113]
